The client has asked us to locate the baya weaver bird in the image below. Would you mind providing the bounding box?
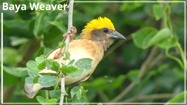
[24,17,126,98]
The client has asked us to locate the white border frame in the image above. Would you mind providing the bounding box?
[1,0,186,104]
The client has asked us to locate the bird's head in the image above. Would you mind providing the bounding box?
[80,17,125,50]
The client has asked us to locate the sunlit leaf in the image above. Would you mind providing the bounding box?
[46,99,58,104]
[165,91,187,105]
[36,96,46,105]
[132,27,158,49]
[51,61,60,71]
[35,55,46,63]
[3,66,28,77]
[60,65,78,74]
[37,60,47,70]
[157,37,178,49]
[63,50,70,60]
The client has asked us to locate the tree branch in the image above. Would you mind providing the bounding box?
[110,46,158,102]
[59,0,74,105]
[123,93,175,102]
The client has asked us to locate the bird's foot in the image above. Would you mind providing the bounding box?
[63,26,77,42]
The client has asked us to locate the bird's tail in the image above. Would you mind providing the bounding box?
[24,83,43,98]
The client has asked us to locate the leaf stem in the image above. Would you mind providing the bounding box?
[176,43,186,71]
[46,90,49,100]
[165,48,184,69]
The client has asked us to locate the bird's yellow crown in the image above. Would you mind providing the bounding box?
[80,17,115,39]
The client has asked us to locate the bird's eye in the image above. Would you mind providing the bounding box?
[103,28,109,33]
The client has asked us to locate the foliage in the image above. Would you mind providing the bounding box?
[1,0,185,104]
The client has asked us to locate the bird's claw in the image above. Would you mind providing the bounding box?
[63,26,77,42]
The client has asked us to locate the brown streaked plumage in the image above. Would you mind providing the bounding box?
[24,17,126,98]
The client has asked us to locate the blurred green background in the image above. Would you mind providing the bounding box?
[0,0,186,104]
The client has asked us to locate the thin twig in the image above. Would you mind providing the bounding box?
[138,46,158,79]
[123,93,175,102]
[59,0,74,105]
[110,46,158,103]
[98,90,110,102]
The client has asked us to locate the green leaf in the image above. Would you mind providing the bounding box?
[63,50,70,60]
[153,4,168,21]
[97,103,103,105]
[10,37,28,46]
[3,20,34,38]
[38,75,58,87]
[58,41,66,48]
[26,61,40,73]
[49,90,61,99]
[157,37,178,49]
[82,90,88,95]
[68,69,84,77]
[157,64,169,73]
[46,59,53,69]
[25,77,33,84]
[49,20,67,33]
[1,47,23,64]
[3,66,28,77]
[143,28,171,49]
[82,77,108,90]
[133,27,171,49]
[75,58,93,70]
[70,86,84,99]
[173,67,184,79]
[33,75,40,83]
[165,91,187,105]
[68,59,75,66]
[37,60,46,70]
[69,58,93,77]
[127,70,140,83]
[112,75,126,89]
[51,61,60,71]
[36,96,46,104]
[27,69,38,79]
[46,99,58,105]
[34,11,48,36]
[132,27,158,49]
[35,47,45,58]
[60,65,78,74]
[73,96,86,103]
[3,70,21,87]
[35,55,46,63]
[34,11,60,36]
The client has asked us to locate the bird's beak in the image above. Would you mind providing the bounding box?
[109,31,126,39]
